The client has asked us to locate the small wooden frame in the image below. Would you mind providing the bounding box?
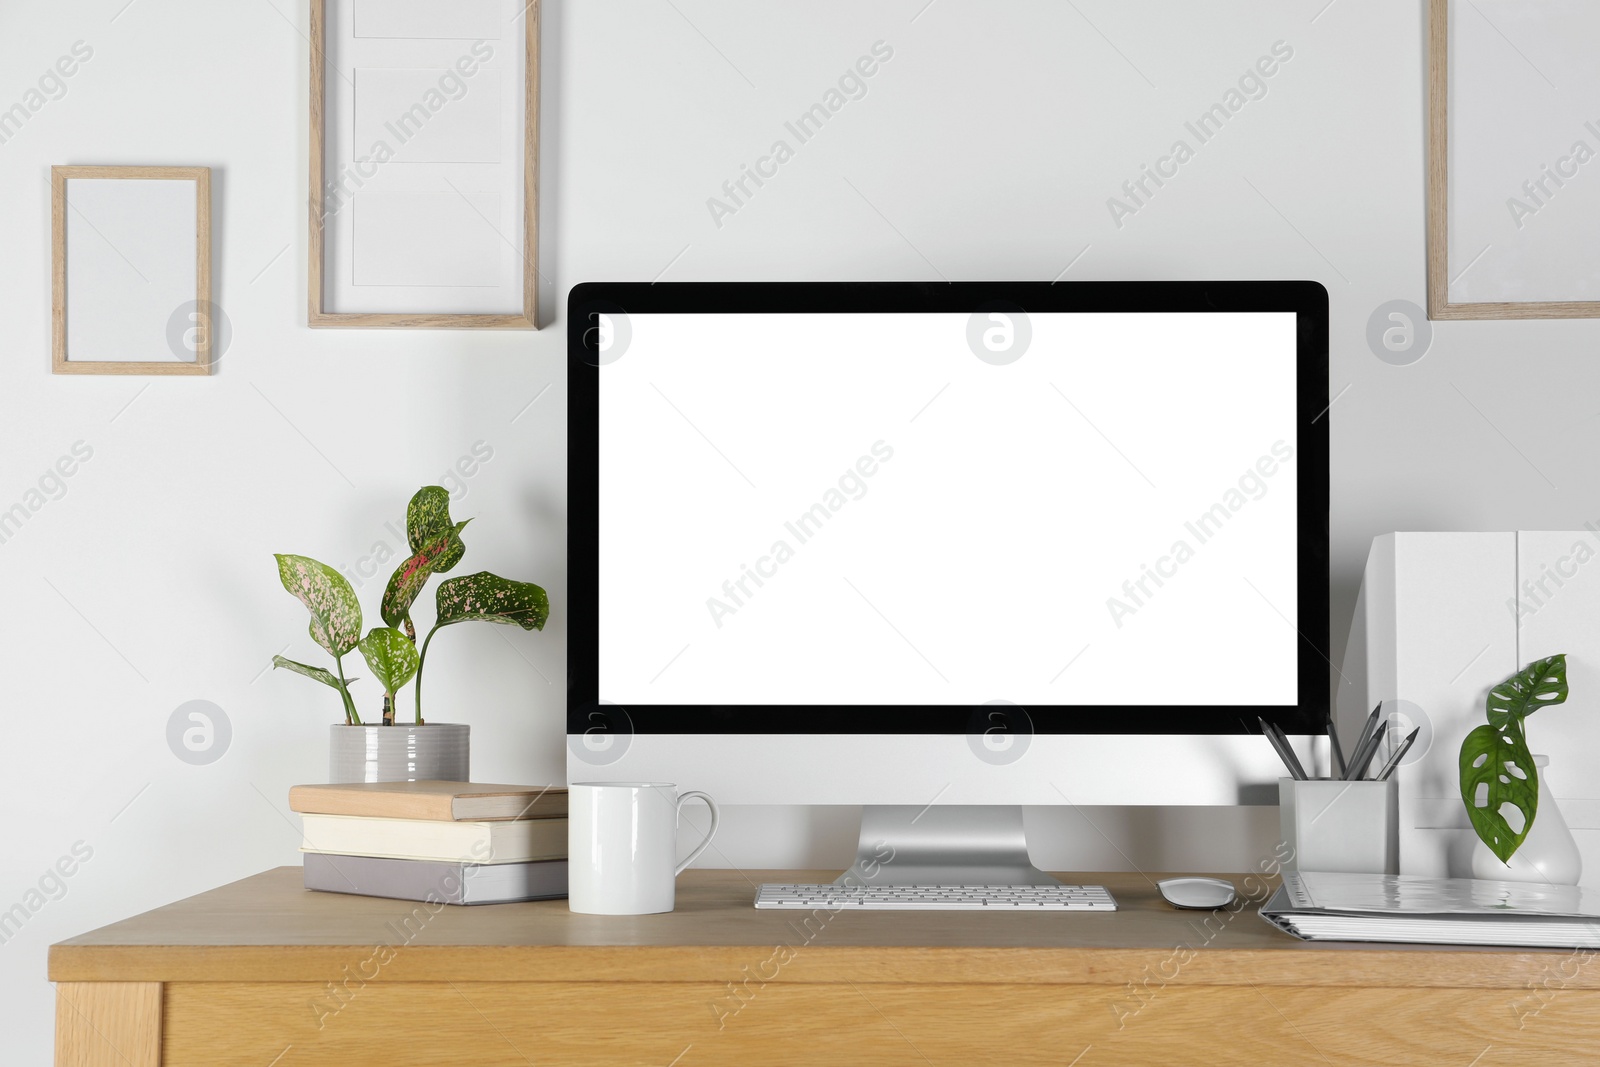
[51,165,213,375]
[308,0,540,329]
[1427,0,1600,319]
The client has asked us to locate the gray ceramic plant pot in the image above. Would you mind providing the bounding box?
[328,723,470,783]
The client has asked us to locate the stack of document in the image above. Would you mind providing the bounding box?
[1261,871,1600,948]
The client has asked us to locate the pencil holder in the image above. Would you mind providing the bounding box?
[1278,777,1399,875]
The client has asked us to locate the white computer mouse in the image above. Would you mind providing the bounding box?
[1157,876,1236,910]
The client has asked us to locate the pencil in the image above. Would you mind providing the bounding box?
[1375,728,1420,781]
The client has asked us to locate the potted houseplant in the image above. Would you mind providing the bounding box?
[1459,653,1582,884]
[273,486,549,783]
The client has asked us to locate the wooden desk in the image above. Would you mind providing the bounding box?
[51,867,1600,1066]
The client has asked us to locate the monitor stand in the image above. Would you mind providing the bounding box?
[837,805,1059,886]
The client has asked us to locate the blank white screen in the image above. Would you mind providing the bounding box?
[598,311,1299,707]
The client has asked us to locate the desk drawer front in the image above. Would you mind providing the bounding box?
[158,980,1600,1067]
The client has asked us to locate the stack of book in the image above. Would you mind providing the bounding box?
[290,780,568,905]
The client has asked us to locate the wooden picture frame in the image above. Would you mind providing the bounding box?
[51,165,213,376]
[1427,0,1600,319]
[308,0,540,329]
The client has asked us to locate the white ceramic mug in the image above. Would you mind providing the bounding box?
[568,782,720,915]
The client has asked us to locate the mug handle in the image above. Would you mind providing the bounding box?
[674,790,720,876]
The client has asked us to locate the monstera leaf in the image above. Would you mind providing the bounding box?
[1486,654,1568,730]
[1460,654,1567,865]
[275,554,361,656]
[272,655,361,724]
[1460,719,1538,864]
[358,626,420,696]
[435,572,549,631]
[381,487,470,637]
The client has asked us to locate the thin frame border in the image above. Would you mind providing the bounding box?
[51,165,213,376]
[567,280,1331,736]
[307,0,540,329]
[1426,0,1600,320]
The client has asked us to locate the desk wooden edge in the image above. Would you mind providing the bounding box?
[48,940,1595,990]
[48,866,1600,991]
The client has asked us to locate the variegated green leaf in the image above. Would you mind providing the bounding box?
[413,571,548,722]
[272,655,361,725]
[406,486,469,561]
[358,626,420,696]
[380,520,469,631]
[435,571,549,631]
[272,655,341,688]
[275,554,361,656]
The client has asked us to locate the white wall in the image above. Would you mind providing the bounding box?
[3,0,1595,1059]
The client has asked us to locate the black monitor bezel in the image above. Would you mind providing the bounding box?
[568,281,1330,737]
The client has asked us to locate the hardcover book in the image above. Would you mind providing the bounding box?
[289,781,567,822]
[299,813,567,864]
[303,852,568,905]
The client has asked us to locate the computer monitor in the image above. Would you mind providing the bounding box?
[568,281,1329,883]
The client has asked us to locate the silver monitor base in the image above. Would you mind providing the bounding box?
[838,805,1059,886]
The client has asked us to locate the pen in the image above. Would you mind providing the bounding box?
[1260,717,1307,780]
[1374,728,1420,781]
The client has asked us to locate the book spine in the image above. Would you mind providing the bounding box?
[303,853,469,904]
[289,789,451,821]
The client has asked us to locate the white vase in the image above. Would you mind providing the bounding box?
[1470,755,1582,885]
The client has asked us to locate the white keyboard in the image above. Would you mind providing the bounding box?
[754,883,1117,911]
